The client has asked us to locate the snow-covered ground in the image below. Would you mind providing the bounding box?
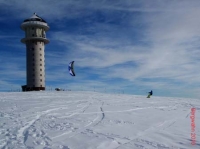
[0,91,199,149]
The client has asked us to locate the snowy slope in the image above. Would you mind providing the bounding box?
[0,91,199,149]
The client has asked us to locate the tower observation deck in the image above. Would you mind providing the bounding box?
[21,13,49,91]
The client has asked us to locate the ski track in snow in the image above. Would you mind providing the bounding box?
[61,100,106,139]
[94,101,105,126]
[116,107,194,149]
[0,92,199,149]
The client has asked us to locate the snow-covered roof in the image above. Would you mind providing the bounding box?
[23,13,46,23]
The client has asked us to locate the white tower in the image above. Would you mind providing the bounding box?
[21,13,49,91]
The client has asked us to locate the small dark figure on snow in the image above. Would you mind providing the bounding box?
[147,90,153,98]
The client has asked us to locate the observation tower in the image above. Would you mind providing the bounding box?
[20,13,49,91]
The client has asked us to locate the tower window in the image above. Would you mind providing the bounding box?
[32,34,34,36]
[40,59,42,61]
[32,27,34,30]
[40,79,42,82]
[32,48,34,50]
[40,74,42,76]
[33,68,35,71]
[40,48,41,50]
[40,69,42,71]
[40,54,42,56]
[40,64,42,66]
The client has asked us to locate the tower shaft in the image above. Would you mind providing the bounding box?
[21,13,49,91]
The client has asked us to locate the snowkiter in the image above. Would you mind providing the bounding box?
[147,90,153,98]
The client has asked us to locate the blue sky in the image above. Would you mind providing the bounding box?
[1,0,200,98]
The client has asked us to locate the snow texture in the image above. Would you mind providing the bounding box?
[0,91,199,149]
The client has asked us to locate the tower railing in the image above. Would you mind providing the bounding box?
[21,21,49,30]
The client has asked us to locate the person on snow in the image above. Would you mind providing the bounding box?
[147,90,153,98]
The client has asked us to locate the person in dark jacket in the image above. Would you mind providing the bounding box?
[147,90,153,98]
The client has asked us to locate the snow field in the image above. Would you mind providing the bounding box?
[0,91,199,149]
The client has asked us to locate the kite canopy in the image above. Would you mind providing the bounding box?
[68,61,75,76]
